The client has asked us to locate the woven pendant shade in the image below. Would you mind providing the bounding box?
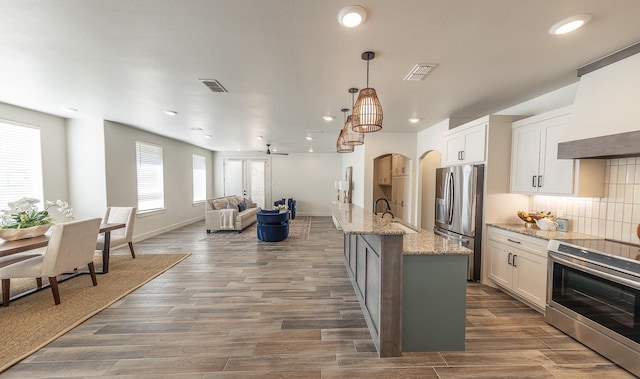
[342,88,365,145]
[336,129,354,153]
[341,115,364,146]
[352,87,383,133]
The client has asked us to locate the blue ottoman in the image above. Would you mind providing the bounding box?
[256,210,289,242]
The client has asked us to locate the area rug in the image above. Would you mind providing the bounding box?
[0,253,190,373]
[205,216,312,241]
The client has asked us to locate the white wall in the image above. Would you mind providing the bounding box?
[271,153,341,216]
[66,118,107,219]
[104,121,213,241]
[0,102,70,220]
[212,151,342,216]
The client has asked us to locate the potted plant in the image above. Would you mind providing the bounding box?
[0,198,73,241]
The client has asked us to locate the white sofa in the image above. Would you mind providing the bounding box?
[205,195,260,232]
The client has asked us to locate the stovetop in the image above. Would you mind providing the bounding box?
[560,239,640,259]
[551,239,640,276]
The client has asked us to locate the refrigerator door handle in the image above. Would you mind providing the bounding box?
[447,172,455,225]
[434,228,470,244]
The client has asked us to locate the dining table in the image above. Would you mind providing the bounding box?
[0,222,126,274]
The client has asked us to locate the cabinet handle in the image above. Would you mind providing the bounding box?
[537,175,543,188]
[512,255,517,267]
[507,238,521,244]
[460,151,465,160]
[507,252,512,265]
[532,175,537,188]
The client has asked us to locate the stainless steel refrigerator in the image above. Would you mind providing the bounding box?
[434,164,484,281]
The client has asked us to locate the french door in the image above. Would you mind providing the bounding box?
[224,158,269,209]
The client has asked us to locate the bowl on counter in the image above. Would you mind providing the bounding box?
[517,210,553,226]
[535,218,558,231]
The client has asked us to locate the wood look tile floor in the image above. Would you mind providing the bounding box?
[2,217,635,378]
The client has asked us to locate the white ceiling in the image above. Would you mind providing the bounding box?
[1,1,639,153]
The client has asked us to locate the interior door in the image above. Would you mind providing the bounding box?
[224,158,269,209]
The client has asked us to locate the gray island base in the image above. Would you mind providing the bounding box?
[331,202,469,357]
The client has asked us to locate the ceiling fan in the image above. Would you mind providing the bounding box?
[265,143,288,155]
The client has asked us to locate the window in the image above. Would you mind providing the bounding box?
[0,121,44,209]
[135,141,164,212]
[192,154,206,203]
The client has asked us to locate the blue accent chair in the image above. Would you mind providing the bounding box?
[287,198,296,220]
[256,210,289,242]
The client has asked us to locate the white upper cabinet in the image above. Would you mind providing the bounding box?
[510,106,605,197]
[443,122,486,166]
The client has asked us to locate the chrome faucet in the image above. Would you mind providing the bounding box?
[374,197,391,216]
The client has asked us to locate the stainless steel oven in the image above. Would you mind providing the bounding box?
[546,239,640,377]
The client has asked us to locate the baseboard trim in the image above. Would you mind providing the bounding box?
[132,216,204,243]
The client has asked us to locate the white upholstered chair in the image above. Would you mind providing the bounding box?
[0,218,102,306]
[97,207,136,258]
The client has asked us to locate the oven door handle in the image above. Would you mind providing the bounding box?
[549,253,640,291]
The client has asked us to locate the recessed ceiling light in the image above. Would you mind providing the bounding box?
[61,107,78,113]
[164,110,178,116]
[323,115,335,121]
[337,5,367,28]
[408,117,421,123]
[256,136,264,140]
[308,148,314,153]
[549,14,592,35]
[306,136,313,141]
[204,134,212,139]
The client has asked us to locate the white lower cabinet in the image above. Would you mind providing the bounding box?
[487,226,548,311]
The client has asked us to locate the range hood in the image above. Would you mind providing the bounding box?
[558,130,640,159]
[559,42,640,159]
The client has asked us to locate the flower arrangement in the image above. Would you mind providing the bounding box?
[0,198,74,230]
[275,204,289,212]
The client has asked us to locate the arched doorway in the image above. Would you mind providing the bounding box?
[372,153,412,221]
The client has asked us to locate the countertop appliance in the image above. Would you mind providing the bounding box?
[434,164,484,281]
[546,239,640,377]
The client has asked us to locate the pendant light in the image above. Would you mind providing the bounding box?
[341,88,365,146]
[352,51,383,133]
[336,109,354,153]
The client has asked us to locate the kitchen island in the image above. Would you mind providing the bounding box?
[330,202,471,357]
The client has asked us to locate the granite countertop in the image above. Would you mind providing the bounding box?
[329,202,471,256]
[488,223,601,241]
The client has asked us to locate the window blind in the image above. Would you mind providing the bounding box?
[135,141,164,212]
[0,121,44,210]
[192,154,206,203]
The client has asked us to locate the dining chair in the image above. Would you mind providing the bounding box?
[97,206,136,258]
[0,218,102,306]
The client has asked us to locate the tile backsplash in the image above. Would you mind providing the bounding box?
[530,157,640,246]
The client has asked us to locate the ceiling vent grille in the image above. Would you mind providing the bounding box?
[403,64,437,81]
[200,79,228,93]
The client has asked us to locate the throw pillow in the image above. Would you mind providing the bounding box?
[237,202,246,212]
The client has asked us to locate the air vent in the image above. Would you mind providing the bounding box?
[200,79,228,93]
[403,64,437,81]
